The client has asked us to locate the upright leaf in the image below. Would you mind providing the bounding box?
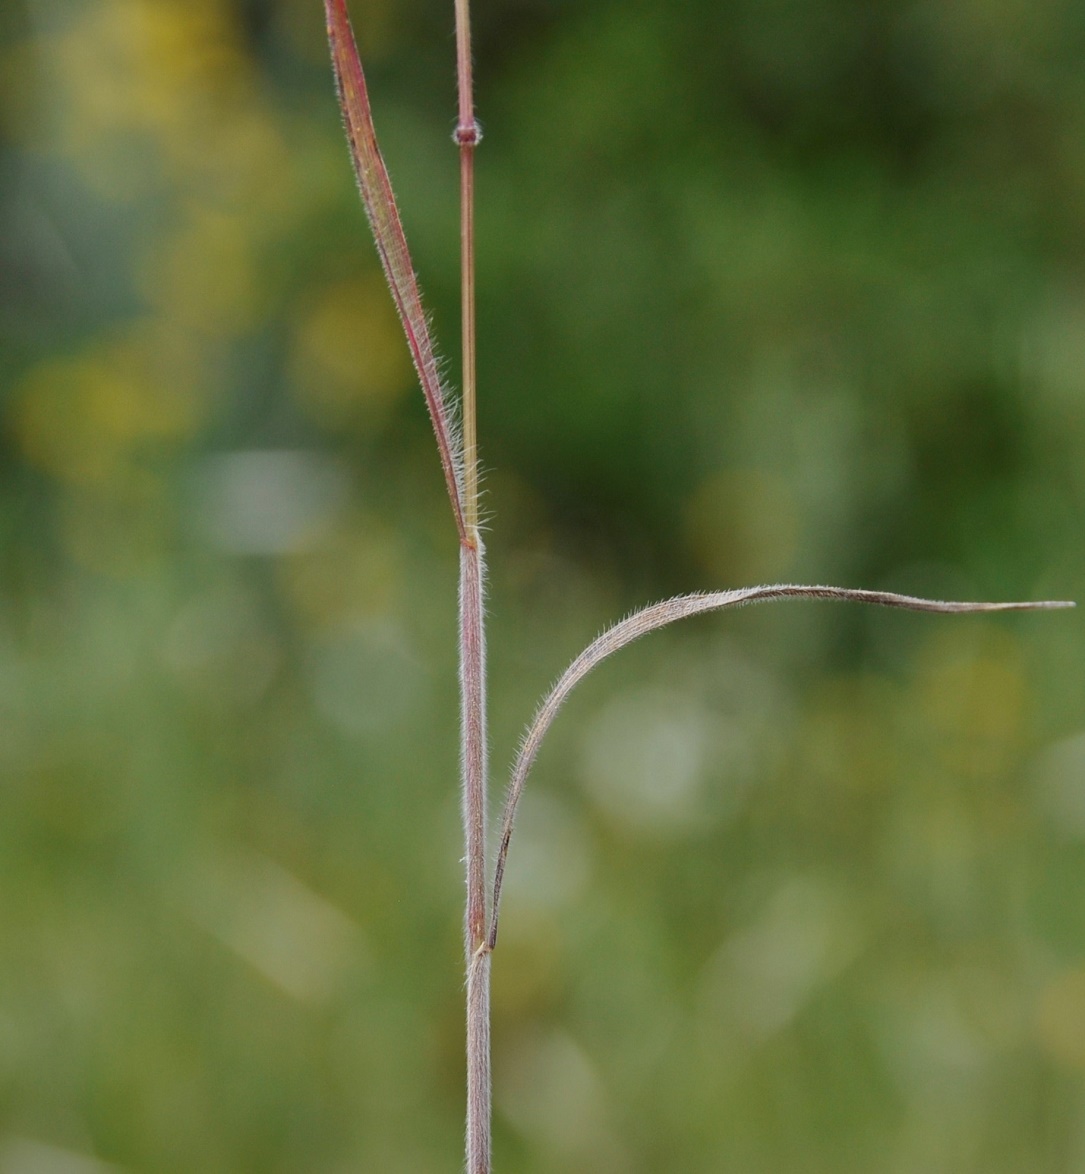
[325,0,466,540]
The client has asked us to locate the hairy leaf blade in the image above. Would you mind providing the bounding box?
[488,584,1073,946]
[325,0,466,539]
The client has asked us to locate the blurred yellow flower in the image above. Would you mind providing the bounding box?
[138,207,263,336]
[289,275,410,427]
[12,325,206,486]
[1036,968,1085,1069]
[917,627,1027,781]
[683,467,799,585]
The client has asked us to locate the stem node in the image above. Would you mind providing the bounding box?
[455,121,483,146]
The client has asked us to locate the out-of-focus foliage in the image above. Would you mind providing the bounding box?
[0,0,1082,1170]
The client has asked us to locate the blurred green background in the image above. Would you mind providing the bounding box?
[1,0,1083,1170]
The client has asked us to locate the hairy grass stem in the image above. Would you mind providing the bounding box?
[323,3,1073,1169]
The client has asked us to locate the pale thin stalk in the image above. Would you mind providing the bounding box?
[465,944,492,1174]
[453,2,491,1172]
[487,585,1073,947]
[459,539,490,1174]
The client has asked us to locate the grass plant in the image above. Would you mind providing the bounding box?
[323,2,1073,1169]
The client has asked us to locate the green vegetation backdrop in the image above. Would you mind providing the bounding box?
[1,0,1083,1170]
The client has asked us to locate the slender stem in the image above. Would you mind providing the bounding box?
[460,148,479,529]
[466,943,492,1173]
[459,546,488,954]
[454,1,491,1171]
[460,540,490,1174]
[455,0,481,531]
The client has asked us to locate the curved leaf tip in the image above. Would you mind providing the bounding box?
[487,584,1073,946]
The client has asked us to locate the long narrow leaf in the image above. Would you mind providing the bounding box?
[325,0,466,540]
[487,584,1073,946]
